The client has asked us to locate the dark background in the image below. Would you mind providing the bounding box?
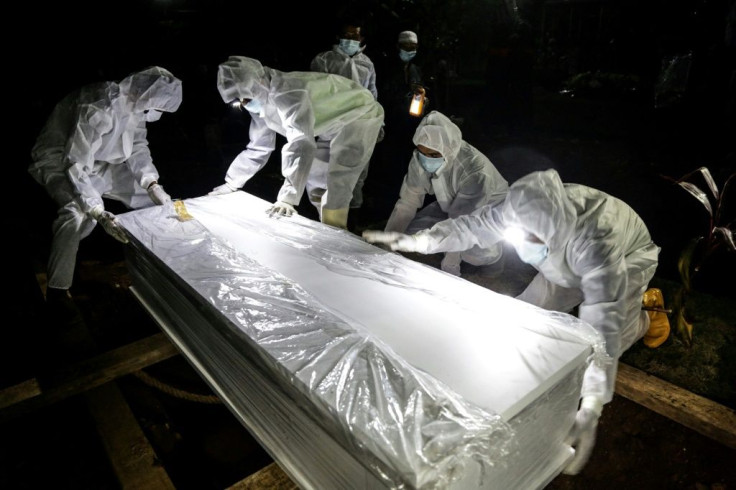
[13,0,735,293]
[4,1,735,488]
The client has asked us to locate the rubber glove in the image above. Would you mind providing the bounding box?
[563,396,603,475]
[147,182,171,205]
[89,206,129,244]
[441,252,462,276]
[267,201,297,218]
[362,231,429,253]
[209,182,238,196]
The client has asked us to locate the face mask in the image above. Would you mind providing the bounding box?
[514,240,549,266]
[399,49,417,62]
[339,38,361,56]
[416,151,444,173]
[244,98,262,115]
[144,109,163,123]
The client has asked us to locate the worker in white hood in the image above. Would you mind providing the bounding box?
[29,66,182,319]
[384,110,509,276]
[364,168,670,474]
[210,56,384,230]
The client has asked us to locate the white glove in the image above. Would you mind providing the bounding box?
[267,201,297,218]
[362,231,429,253]
[147,182,171,205]
[89,207,129,244]
[209,182,238,196]
[563,396,603,475]
[441,252,462,276]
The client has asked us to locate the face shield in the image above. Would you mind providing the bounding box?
[217,56,267,105]
[120,66,183,114]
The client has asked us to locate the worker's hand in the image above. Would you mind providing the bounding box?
[563,396,603,475]
[89,207,129,244]
[209,182,238,196]
[362,231,429,253]
[267,201,297,218]
[147,182,172,205]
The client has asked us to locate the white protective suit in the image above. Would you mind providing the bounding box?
[406,169,660,404]
[29,66,182,289]
[310,45,378,99]
[385,111,509,273]
[216,56,384,229]
[310,45,379,209]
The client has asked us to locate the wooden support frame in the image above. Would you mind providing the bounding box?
[0,333,178,422]
[615,363,736,449]
[86,382,176,489]
[226,462,299,490]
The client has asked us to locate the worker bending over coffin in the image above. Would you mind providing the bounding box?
[29,66,182,322]
[384,110,509,276]
[209,56,384,230]
[364,168,671,474]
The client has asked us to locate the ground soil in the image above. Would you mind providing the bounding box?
[3,83,734,489]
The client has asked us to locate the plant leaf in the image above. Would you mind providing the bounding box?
[695,166,719,200]
[675,306,693,347]
[678,181,713,216]
[713,226,735,251]
[677,237,702,290]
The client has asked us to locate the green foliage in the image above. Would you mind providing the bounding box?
[665,167,735,347]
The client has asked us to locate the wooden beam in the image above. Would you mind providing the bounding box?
[0,379,41,410]
[0,333,178,422]
[86,382,175,489]
[616,362,736,449]
[226,462,299,490]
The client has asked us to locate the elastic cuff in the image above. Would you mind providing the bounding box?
[88,205,104,219]
[140,175,158,190]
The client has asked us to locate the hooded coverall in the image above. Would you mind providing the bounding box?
[385,110,509,273]
[29,67,183,289]
[217,56,384,229]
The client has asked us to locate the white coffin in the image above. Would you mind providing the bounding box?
[118,192,604,490]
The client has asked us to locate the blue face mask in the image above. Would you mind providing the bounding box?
[399,49,417,62]
[514,240,549,266]
[416,151,444,173]
[244,98,262,115]
[338,38,361,56]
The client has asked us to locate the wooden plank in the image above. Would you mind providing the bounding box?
[616,362,736,449]
[227,462,299,490]
[0,379,41,410]
[0,333,178,421]
[86,382,175,489]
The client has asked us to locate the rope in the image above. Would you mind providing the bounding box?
[133,370,222,404]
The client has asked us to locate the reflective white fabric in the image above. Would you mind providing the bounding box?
[29,67,182,289]
[310,46,379,210]
[310,46,378,99]
[217,56,384,213]
[416,169,659,403]
[385,111,509,266]
[119,191,603,489]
